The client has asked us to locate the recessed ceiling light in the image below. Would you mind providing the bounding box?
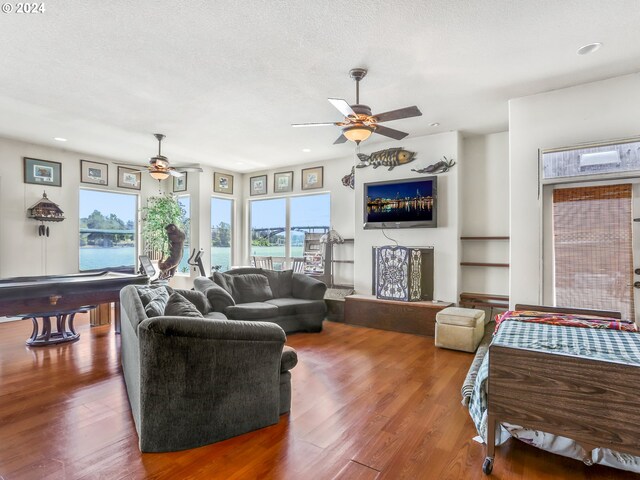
[429,122,440,127]
[577,42,602,55]
[54,137,67,142]
[302,148,311,153]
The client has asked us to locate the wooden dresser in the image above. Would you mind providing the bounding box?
[343,294,453,336]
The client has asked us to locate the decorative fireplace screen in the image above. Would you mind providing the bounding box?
[373,246,434,302]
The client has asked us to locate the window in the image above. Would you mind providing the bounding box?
[177,195,191,274]
[250,193,330,269]
[211,197,233,272]
[552,184,634,320]
[290,194,331,259]
[79,189,137,271]
[250,198,286,268]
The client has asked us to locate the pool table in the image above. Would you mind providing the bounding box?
[0,271,149,343]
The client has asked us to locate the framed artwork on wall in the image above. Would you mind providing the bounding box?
[173,173,187,192]
[214,172,234,194]
[80,160,108,186]
[250,175,267,196]
[24,157,62,187]
[301,166,323,190]
[274,171,293,193]
[117,166,141,190]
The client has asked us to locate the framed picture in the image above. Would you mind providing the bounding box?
[24,157,62,187]
[80,160,108,186]
[250,174,267,196]
[173,173,187,192]
[117,166,141,190]
[214,172,234,194]
[274,171,293,193]
[301,166,324,190]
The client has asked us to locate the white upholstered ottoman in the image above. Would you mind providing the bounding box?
[435,307,486,352]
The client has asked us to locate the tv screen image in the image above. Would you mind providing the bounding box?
[364,176,437,229]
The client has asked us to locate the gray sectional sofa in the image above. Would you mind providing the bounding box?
[194,268,327,334]
[119,284,298,453]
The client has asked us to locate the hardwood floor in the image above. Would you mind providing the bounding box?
[0,316,634,479]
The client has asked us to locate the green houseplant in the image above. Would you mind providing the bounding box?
[141,194,186,258]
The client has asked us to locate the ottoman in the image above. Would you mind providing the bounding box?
[435,307,486,352]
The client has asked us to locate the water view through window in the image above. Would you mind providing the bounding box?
[250,193,330,269]
[79,189,137,271]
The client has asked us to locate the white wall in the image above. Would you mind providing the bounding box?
[460,132,509,296]
[354,132,461,302]
[0,136,157,277]
[509,72,640,307]
[238,131,462,301]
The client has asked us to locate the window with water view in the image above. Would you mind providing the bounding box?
[79,189,137,271]
[250,193,330,269]
[211,197,233,271]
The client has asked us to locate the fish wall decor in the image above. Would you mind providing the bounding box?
[356,148,417,171]
[341,166,355,189]
[411,156,456,174]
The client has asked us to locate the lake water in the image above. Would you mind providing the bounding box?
[80,246,232,273]
[80,245,306,272]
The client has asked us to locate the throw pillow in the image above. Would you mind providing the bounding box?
[261,269,293,298]
[164,292,204,318]
[231,274,274,303]
[144,288,170,317]
[135,285,173,306]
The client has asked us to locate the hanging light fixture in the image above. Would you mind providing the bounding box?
[342,125,373,144]
[149,169,170,180]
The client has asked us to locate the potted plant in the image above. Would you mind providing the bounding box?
[141,194,187,261]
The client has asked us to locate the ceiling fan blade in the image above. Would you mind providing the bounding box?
[328,98,356,118]
[175,165,204,173]
[373,106,422,123]
[374,125,409,140]
[113,161,149,169]
[291,122,338,127]
[333,134,348,144]
[168,169,184,177]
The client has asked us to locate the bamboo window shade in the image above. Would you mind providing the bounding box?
[552,184,634,321]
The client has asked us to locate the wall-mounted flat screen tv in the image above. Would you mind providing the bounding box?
[363,176,437,229]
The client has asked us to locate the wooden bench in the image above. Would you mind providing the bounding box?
[459,292,508,310]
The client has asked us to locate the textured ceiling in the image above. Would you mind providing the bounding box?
[0,0,639,171]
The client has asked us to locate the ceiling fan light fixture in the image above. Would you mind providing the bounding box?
[343,125,373,144]
[149,170,170,181]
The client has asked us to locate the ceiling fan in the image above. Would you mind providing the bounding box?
[115,134,203,180]
[292,68,422,145]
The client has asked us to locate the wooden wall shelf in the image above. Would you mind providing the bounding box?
[460,236,510,241]
[460,262,509,268]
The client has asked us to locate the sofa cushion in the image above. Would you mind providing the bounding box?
[260,269,293,298]
[204,312,228,320]
[136,284,173,306]
[164,292,204,318]
[224,302,279,320]
[265,297,327,316]
[144,288,170,317]
[214,273,273,303]
[173,289,211,315]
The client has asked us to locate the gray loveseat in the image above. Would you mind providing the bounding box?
[119,284,298,452]
[194,268,327,334]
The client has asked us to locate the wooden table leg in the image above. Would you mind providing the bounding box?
[113,301,121,334]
